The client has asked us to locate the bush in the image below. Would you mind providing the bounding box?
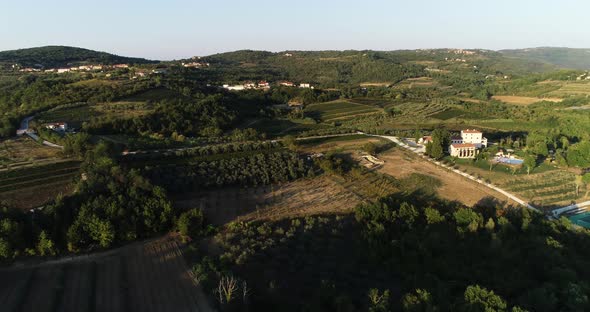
[177,208,205,239]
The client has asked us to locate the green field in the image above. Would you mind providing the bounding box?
[305,100,382,122]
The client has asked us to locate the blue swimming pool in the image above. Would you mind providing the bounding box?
[569,212,590,229]
[496,157,524,165]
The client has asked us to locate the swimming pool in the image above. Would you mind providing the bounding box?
[569,212,590,229]
[495,157,524,165]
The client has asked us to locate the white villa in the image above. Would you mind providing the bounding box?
[449,129,487,159]
[46,122,68,132]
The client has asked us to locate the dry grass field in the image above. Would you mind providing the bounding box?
[174,177,362,225]
[492,95,562,105]
[377,148,516,206]
[0,235,212,312]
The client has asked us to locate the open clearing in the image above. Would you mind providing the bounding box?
[0,235,212,312]
[378,148,516,206]
[174,177,361,225]
[298,135,383,153]
[492,95,562,105]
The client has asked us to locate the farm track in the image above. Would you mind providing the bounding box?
[0,236,213,312]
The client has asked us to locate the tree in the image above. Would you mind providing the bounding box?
[283,135,298,151]
[463,285,507,312]
[216,275,239,305]
[177,208,204,239]
[368,288,390,312]
[402,289,437,312]
[454,208,483,233]
[427,128,449,159]
[424,207,445,225]
[523,155,536,175]
[363,142,378,155]
[36,231,56,256]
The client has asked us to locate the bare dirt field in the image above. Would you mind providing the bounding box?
[174,177,361,225]
[359,82,392,87]
[492,95,562,105]
[378,148,517,206]
[298,136,382,154]
[0,180,75,210]
[0,235,212,312]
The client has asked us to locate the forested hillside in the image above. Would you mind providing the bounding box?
[501,47,590,70]
[0,46,154,68]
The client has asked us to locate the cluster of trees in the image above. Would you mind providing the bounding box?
[425,128,450,159]
[83,95,236,137]
[146,151,311,192]
[354,195,590,311]
[0,142,191,260]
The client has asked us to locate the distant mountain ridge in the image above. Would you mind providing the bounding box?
[500,47,590,70]
[0,46,155,68]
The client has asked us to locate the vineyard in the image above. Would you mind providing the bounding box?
[0,236,211,312]
[501,171,579,208]
[305,100,382,122]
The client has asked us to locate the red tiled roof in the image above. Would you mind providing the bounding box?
[462,129,482,134]
[451,143,476,148]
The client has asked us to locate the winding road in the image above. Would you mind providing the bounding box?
[16,116,63,149]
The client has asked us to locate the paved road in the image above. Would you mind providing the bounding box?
[16,116,64,149]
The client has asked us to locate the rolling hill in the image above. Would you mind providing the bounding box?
[0,45,155,68]
[500,47,590,70]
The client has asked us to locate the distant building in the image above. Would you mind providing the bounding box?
[182,62,209,68]
[279,81,295,87]
[258,80,270,89]
[244,82,257,89]
[57,68,71,73]
[46,122,68,131]
[152,69,167,74]
[113,64,129,69]
[418,136,433,145]
[299,83,311,88]
[223,84,245,91]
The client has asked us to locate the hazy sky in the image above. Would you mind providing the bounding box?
[1,0,588,60]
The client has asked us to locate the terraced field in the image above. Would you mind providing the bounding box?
[0,160,80,209]
[501,171,579,208]
[545,81,590,97]
[305,100,382,122]
[391,102,450,121]
[0,137,61,169]
[0,236,211,312]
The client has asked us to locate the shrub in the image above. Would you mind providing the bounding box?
[177,208,205,239]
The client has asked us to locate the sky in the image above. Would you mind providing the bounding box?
[1,0,589,60]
